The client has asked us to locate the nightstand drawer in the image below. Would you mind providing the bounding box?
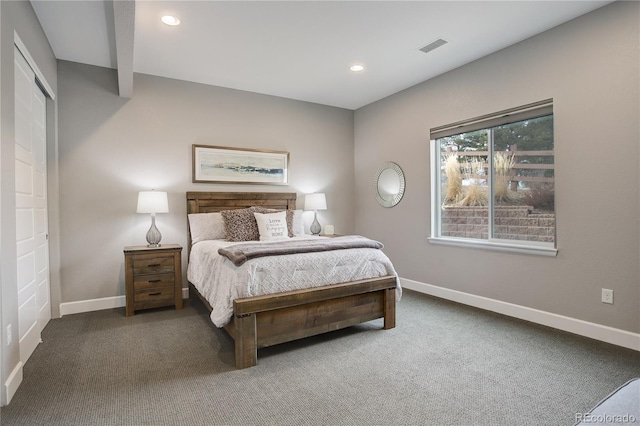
[133,273,175,290]
[133,256,174,275]
[134,285,175,303]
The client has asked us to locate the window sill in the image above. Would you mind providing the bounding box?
[428,237,558,257]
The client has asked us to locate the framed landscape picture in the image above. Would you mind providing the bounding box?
[192,145,289,185]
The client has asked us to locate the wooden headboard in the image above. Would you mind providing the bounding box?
[186,191,297,254]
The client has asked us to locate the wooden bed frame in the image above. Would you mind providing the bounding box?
[186,191,397,369]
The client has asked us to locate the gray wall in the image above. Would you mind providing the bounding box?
[354,2,639,333]
[0,0,58,405]
[57,61,355,303]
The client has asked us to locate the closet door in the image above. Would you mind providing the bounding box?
[15,46,50,365]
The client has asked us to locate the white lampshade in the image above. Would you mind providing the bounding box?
[304,193,327,211]
[137,191,169,214]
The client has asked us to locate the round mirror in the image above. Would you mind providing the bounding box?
[374,162,405,208]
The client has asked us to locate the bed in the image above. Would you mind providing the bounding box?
[186,191,399,368]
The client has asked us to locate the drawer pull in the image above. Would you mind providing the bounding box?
[148,264,161,267]
[149,292,162,296]
[148,279,161,283]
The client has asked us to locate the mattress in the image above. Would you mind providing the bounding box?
[187,236,401,327]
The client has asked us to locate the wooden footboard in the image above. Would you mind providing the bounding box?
[189,276,397,369]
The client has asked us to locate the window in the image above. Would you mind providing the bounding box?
[430,99,556,256]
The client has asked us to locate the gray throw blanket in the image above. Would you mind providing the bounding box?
[218,235,384,266]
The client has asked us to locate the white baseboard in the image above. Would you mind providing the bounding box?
[401,278,640,351]
[59,288,190,317]
[60,295,125,317]
[4,361,23,405]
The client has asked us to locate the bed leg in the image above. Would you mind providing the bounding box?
[383,288,396,330]
[235,314,257,369]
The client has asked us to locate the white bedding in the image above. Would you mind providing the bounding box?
[187,236,401,327]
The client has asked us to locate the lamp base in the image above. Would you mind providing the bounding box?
[310,211,321,236]
[146,214,163,247]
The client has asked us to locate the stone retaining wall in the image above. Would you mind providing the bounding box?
[441,206,555,243]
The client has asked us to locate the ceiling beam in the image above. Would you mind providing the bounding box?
[112,0,135,98]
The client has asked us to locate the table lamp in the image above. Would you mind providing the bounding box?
[137,190,169,247]
[304,193,327,236]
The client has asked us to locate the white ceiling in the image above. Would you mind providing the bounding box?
[31,1,612,110]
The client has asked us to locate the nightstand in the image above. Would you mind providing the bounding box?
[124,244,183,316]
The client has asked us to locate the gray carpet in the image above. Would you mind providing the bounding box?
[1,290,638,425]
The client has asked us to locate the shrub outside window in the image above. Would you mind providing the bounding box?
[430,100,557,256]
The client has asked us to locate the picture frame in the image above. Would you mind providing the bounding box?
[192,144,289,185]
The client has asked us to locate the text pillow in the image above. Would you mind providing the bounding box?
[253,211,291,241]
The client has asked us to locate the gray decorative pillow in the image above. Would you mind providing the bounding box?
[249,206,294,237]
[220,208,260,241]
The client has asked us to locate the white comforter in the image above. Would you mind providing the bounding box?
[187,236,401,327]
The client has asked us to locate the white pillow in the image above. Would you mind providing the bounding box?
[253,211,291,241]
[292,209,305,236]
[188,213,226,244]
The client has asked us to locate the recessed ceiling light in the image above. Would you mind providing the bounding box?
[350,64,364,72]
[161,15,180,26]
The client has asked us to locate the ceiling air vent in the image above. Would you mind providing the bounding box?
[419,38,448,54]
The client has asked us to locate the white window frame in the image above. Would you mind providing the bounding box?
[429,100,558,257]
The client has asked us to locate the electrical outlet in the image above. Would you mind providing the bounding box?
[6,324,11,345]
[602,288,614,304]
